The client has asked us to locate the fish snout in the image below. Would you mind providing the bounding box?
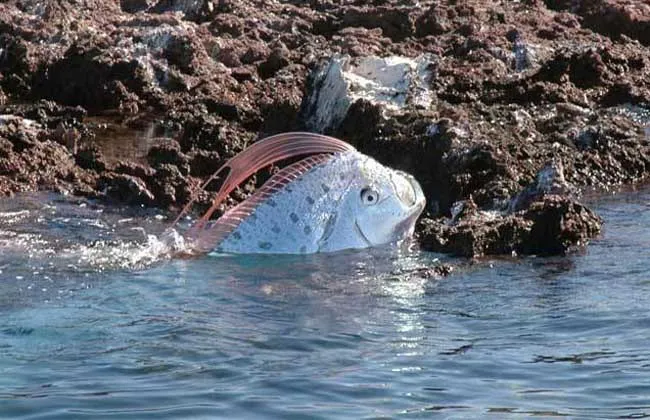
[392,171,425,210]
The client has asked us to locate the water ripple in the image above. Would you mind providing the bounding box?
[1,189,650,418]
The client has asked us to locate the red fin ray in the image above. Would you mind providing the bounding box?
[173,132,355,253]
[191,153,336,253]
[173,132,355,228]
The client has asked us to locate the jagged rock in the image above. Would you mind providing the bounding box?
[508,161,573,212]
[98,173,155,205]
[146,139,190,174]
[0,0,649,259]
[418,195,601,258]
[75,146,108,173]
[300,55,434,133]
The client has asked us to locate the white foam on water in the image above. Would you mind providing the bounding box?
[62,228,189,271]
[0,194,193,273]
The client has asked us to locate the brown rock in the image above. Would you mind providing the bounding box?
[98,173,155,205]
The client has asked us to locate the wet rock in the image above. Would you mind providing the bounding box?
[341,6,414,42]
[418,195,601,258]
[161,34,198,73]
[240,42,271,65]
[0,137,13,158]
[508,161,573,212]
[230,66,255,82]
[1,101,87,132]
[201,99,240,122]
[75,146,108,173]
[114,161,156,180]
[33,39,142,112]
[419,160,601,258]
[189,149,221,177]
[257,46,290,79]
[209,14,245,37]
[415,4,453,37]
[98,173,155,205]
[215,45,242,68]
[520,195,602,255]
[0,34,34,95]
[120,0,154,13]
[0,139,85,195]
[146,139,190,174]
[146,163,190,206]
[442,142,517,210]
[0,115,43,152]
[169,109,251,156]
[149,0,216,23]
[555,0,650,46]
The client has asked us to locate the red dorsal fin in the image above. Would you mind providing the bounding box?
[191,153,335,253]
[173,132,356,233]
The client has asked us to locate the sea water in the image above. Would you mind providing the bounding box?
[0,188,649,419]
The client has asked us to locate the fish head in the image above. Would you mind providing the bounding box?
[340,153,426,247]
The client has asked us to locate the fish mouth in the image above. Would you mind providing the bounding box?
[354,219,373,247]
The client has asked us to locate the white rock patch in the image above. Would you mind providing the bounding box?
[303,54,434,132]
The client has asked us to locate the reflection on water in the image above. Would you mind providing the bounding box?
[1,188,650,418]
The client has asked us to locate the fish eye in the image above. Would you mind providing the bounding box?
[360,187,379,206]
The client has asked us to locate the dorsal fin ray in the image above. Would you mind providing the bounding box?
[192,154,335,253]
[173,132,356,234]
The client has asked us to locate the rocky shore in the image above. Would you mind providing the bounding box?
[1,0,649,257]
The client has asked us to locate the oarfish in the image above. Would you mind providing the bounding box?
[175,132,426,254]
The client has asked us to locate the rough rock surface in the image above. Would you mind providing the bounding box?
[1,0,650,257]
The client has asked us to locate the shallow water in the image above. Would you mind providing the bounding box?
[0,188,649,419]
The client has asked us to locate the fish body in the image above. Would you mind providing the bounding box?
[212,150,425,254]
[176,132,426,255]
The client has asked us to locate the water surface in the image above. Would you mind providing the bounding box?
[0,188,649,419]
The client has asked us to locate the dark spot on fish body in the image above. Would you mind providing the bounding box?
[285,187,293,193]
[272,225,281,234]
[305,196,315,205]
[267,199,277,207]
[231,231,242,240]
[304,225,312,235]
[258,241,273,250]
[321,184,330,193]
[339,173,346,181]
[300,245,307,253]
[290,212,299,223]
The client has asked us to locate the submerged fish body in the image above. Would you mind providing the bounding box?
[178,132,426,255]
[212,151,425,254]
